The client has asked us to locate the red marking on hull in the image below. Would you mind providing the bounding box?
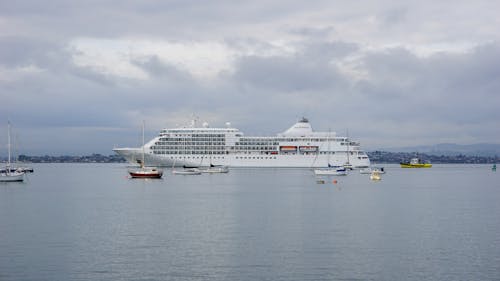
[129,172,163,179]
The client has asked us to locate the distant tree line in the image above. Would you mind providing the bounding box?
[368,151,499,164]
[14,154,126,163]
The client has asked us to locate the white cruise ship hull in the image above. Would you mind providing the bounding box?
[114,148,370,168]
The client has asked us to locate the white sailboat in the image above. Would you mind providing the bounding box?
[171,156,202,175]
[172,168,202,175]
[314,129,347,176]
[314,165,347,176]
[128,121,163,179]
[199,134,229,173]
[1,122,25,182]
[343,129,353,170]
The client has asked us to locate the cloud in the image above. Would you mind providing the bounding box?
[1,1,500,155]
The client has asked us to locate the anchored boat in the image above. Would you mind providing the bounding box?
[128,121,163,179]
[114,117,371,168]
[1,122,24,182]
[400,158,432,168]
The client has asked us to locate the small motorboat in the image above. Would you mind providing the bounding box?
[400,158,432,168]
[372,167,386,174]
[370,170,381,181]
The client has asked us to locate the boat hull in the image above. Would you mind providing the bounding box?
[0,172,24,182]
[128,168,163,178]
[172,169,202,175]
[129,172,163,178]
[314,169,348,176]
[400,163,432,168]
[114,148,371,168]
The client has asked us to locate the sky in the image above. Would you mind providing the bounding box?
[1,0,500,155]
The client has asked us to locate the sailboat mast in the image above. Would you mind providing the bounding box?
[327,128,331,166]
[142,121,145,168]
[346,129,350,165]
[7,121,11,167]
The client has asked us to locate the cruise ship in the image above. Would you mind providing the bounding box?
[113,118,371,168]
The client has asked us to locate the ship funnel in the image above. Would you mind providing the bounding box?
[280,118,314,137]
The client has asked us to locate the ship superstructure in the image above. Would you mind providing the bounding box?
[113,118,370,168]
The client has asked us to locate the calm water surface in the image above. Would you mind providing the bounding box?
[1,164,499,281]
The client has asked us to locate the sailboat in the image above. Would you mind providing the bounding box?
[1,122,25,182]
[343,129,353,170]
[314,164,347,176]
[199,135,229,173]
[170,145,202,175]
[314,129,347,176]
[128,122,163,179]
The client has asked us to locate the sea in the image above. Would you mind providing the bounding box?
[1,163,499,281]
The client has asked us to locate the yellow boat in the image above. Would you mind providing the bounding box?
[400,158,432,168]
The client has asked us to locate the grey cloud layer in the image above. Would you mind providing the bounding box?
[1,0,499,154]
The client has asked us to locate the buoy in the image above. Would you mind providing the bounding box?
[333,180,338,184]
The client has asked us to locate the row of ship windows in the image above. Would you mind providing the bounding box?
[159,136,357,144]
[160,155,364,160]
[168,156,226,159]
[152,146,225,150]
[156,140,359,147]
[159,135,225,140]
[232,147,276,151]
[159,140,225,143]
[237,142,279,146]
[153,151,227,155]
[153,146,276,151]
[156,142,225,145]
[161,131,232,135]
[152,149,365,155]
[236,156,277,160]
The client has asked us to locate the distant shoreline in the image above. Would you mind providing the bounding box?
[7,154,127,164]
[368,151,498,164]
[0,152,497,164]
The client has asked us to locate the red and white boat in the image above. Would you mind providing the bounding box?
[129,166,163,178]
[128,121,163,179]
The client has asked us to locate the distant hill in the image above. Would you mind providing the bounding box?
[381,143,500,157]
